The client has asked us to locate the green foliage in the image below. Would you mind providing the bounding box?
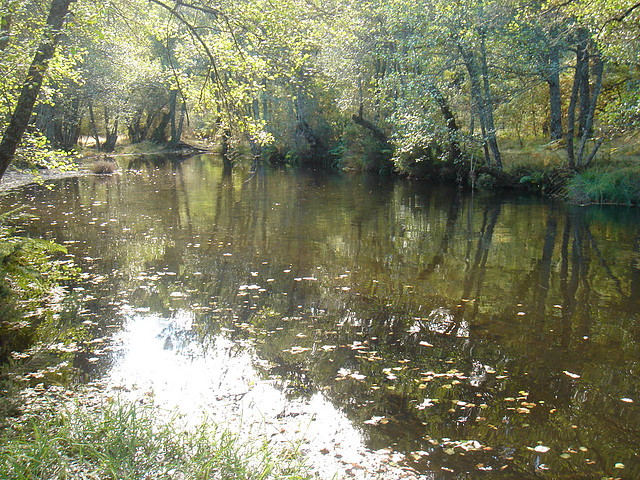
[0,211,79,369]
[0,396,313,480]
[2,0,640,176]
[567,167,640,205]
[11,131,78,171]
[0,211,75,301]
[339,123,392,173]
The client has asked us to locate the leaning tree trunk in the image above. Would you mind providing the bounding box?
[426,83,462,163]
[0,0,75,180]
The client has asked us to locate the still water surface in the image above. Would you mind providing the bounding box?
[2,155,640,479]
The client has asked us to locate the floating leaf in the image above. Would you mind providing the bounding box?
[287,346,310,354]
[416,399,434,410]
[364,416,385,425]
[533,445,550,453]
[563,371,580,379]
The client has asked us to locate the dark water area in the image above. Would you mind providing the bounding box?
[1,154,639,479]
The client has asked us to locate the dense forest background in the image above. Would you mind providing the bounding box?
[0,0,639,188]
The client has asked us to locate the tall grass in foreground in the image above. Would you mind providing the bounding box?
[567,167,640,205]
[0,398,313,480]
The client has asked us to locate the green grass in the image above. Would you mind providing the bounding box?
[0,397,314,480]
[567,167,640,205]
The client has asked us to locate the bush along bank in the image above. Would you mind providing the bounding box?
[378,139,640,205]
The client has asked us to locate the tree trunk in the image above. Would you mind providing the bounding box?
[478,30,502,168]
[152,109,171,144]
[0,0,75,180]
[174,101,187,145]
[547,45,563,140]
[168,89,179,145]
[127,110,143,143]
[101,107,118,152]
[426,84,462,162]
[565,59,581,169]
[459,43,501,168]
[352,113,389,146]
[576,29,591,138]
[576,51,604,169]
[105,120,118,152]
[88,103,101,149]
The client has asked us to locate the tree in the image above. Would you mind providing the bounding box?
[0,0,75,180]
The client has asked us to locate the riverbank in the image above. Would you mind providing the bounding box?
[0,384,314,480]
[2,136,639,205]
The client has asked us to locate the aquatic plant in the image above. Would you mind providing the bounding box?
[90,159,118,175]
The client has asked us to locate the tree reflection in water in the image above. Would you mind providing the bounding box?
[1,154,639,479]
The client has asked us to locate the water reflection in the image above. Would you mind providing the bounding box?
[109,312,420,479]
[1,154,639,479]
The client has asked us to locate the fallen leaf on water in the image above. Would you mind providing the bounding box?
[563,371,581,379]
[287,346,310,354]
[364,416,389,425]
[533,445,550,453]
[614,463,625,469]
[416,399,434,410]
[621,398,633,403]
[419,341,433,347]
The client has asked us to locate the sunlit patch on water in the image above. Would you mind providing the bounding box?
[107,312,432,479]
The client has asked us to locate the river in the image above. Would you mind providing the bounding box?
[1,154,639,479]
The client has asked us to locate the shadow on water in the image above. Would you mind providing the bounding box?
[1,154,639,478]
